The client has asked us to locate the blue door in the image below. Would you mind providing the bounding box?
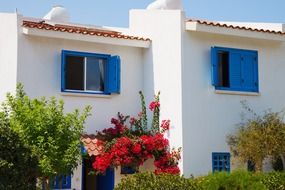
[97,168,114,190]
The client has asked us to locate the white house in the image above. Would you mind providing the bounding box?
[1,2,285,190]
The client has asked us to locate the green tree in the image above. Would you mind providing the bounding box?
[3,84,91,189]
[0,111,38,190]
[227,102,285,172]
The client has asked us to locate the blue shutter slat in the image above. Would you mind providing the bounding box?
[229,52,242,89]
[253,55,259,92]
[106,56,120,94]
[211,47,219,86]
[62,175,72,189]
[241,54,255,91]
[61,50,66,91]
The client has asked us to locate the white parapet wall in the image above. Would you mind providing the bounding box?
[0,13,19,102]
[130,9,185,173]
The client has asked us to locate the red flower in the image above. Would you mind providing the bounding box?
[91,98,181,175]
[132,143,142,154]
[155,166,180,175]
[160,120,170,132]
[130,117,137,125]
[92,153,112,173]
[149,101,160,111]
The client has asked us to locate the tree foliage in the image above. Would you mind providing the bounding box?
[227,101,285,171]
[2,84,91,188]
[0,111,38,190]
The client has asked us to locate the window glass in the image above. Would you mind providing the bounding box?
[65,55,84,90]
[217,51,229,87]
[86,57,106,91]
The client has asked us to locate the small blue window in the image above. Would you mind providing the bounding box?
[51,175,71,189]
[121,166,138,174]
[61,50,121,95]
[211,47,258,92]
[212,152,231,172]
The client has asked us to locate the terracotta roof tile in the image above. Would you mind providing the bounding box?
[81,134,104,156]
[22,20,150,41]
[187,19,285,35]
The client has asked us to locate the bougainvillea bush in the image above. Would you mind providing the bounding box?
[91,92,181,175]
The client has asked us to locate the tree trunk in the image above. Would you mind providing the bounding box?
[42,178,51,190]
[280,154,285,171]
[255,160,263,172]
[58,175,63,189]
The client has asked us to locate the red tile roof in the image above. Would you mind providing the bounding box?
[22,20,150,41]
[187,19,285,35]
[81,134,104,156]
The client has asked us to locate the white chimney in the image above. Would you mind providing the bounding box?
[147,0,183,10]
[43,5,70,23]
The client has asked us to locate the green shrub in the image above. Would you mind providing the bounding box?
[115,171,285,190]
[260,172,285,190]
[197,170,266,190]
[115,172,199,190]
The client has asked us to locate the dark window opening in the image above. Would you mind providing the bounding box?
[65,55,84,90]
[247,160,256,172]
[217,51,229,87]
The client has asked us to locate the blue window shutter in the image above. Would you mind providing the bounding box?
[253,55,259,92]
[241,53,256,91]
[61,50,66,91]
[229,51,242,89]
[62,175,72,189]
[211,47,219,86]
[106,55,121,94]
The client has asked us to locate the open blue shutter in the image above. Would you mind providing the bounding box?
[253,55,259,92]
[97,168,114,190]
[211,47,218,86]
[62,175,71,189]
[229,51,242,90]
[106,56,121,94]
[241,53,255,91]
[61,50,66,91]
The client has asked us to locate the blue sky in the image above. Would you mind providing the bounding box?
[1,0,285,27]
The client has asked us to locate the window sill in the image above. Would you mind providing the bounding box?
[215,90,260,96]
[60,92,112,98]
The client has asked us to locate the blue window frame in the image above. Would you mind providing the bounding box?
[121,166,138,174]
[211,47,258,92]
[51,175,71,189]
[212,152,231,172]
[61,50,120,95]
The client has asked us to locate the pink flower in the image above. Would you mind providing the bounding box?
[160,120,170,131]
[130,117,137,125]
[149,101,160,111]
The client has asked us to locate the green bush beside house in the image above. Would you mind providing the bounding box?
[115,171,285,190]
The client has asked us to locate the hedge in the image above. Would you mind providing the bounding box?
[115,172,199,190]
[115,170,285,190]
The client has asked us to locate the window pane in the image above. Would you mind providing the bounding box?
[217,51,229,87]
[65,55,84,90]
[86,57,105,91]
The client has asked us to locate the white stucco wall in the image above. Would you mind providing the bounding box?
[17,25,144,135]
[0,13,18,102]
[129,9,285,177]
[15,15,145,189]
[130,9,185,173]
[182,31,285,176]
